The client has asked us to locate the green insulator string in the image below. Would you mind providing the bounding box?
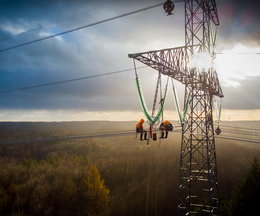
[171,79,183,123]
[214,97,218,121]
[214,97,222,125]
[133,59,168,125]
[171,78,190,123]
[182,91,190,122]
[153,76,169,124]
[218,98,222,124]
[135,77,153,123]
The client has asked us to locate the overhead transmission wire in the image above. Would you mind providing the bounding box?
[222,129,260,137]
[0,1,258,145]
[215,52,260,55]
[0,0,187,53]
[0,66,147,94]
[220,125,260,135]
[0,0,256,56]
[0,0,120,44]
[216,136,260,144]
[0,1,256,94]
[0,2,163,53]
[219,132,260,142]
[0,130,136,145]
[0,127,183,146]
[1,128,260,146]
[221,125,260,132]
[173,130,260,144]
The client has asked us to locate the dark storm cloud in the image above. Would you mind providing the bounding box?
[222,76,260,109]
[0,0,258,112]
[218,0,260,47]
[0,31,141,111]
[0,0,181,111]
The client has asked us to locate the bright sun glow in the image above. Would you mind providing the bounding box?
[190,52,212,71]
[188,44,260,87]
[215,44,260,87]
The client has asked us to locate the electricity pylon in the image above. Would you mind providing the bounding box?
[129,0,223,215]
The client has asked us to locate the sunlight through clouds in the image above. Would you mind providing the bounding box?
[1,23,27,35]
[190,52,212,71]
[0,1,259,121]
[0,109,260,122]
[215,44,260,86]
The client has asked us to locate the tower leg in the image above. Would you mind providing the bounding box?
[178,83,220,215]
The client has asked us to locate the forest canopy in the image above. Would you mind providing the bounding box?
[0,121,259,216]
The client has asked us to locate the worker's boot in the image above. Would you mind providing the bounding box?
[144,132,148,140]
[140,133,143,141]
[165,131,168,138]
[160,132,164,139]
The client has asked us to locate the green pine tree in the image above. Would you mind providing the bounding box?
[229,159,260,216]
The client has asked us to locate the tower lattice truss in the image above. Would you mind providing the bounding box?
[129,0,223,215]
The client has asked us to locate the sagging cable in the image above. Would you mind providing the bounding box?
[171,79,183,123]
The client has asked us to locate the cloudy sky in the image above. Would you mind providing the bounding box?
[0,0,259,121]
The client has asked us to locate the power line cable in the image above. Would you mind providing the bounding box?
[216,52,260,55]
[220,133,260,142]
[222,129,260,137]
[173,130,260,143]
[1,2,257,56]
[0,66,147,94]
[1,128,260,146]
[0,0,120,44]
[0,3,163,53]
[221,125,260,132]
[216,136,260,144]
[0,130,136,145]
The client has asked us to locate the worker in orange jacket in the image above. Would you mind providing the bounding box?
[136,119,147,141]
[159,120,173,138]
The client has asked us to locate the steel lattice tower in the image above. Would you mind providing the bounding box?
[129,0,223,215]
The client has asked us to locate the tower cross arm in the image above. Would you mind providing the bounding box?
[128,45,224,98]
[129,45,194,84]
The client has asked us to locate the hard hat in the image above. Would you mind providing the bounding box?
[140,119,145,123]
[164,120,171,124]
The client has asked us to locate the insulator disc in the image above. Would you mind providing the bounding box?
[163,0,175,15]
[215,127,221,135]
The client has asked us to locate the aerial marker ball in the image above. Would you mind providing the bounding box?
[164,0,175,15]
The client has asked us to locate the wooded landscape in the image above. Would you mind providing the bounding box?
[0,121,259,216]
